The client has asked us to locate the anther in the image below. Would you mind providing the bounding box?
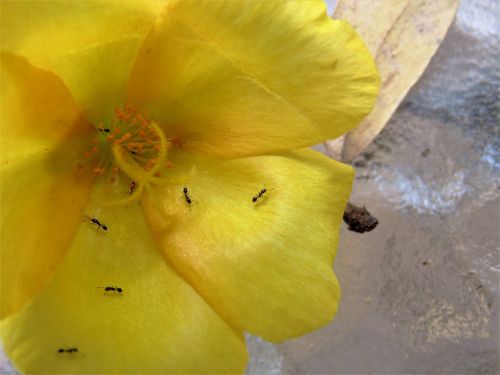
[170,136,182,148]
[136,114,149,126]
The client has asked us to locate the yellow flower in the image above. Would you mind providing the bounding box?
[0,1,379,373]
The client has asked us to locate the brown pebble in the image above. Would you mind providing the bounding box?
[343,203,379,233]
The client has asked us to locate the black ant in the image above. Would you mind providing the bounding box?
[129,181,137,195]
[97,286,123,294]
[57,347,78,354]
[183,187,192,205]
[85,216,108,231]
[252,187,274,203]
[98,127,110,133]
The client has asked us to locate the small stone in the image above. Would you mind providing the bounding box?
[343,203,379,233]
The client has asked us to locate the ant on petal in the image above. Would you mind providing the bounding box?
[97,286,123,295]
[252,187,274,203]
[129,181,137,196]
[57,347,78,354]
[183,187,192,205]
[84,216,108,231]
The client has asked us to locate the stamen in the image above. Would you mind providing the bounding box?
[80,108,192,206]
[143,122,169,178]
[131,154,150,163]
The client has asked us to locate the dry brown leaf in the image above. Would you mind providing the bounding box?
[325,0,459,161]
[333,0,410,55]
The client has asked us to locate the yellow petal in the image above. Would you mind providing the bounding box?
[1,178,248,374]
[127,0,379,157]
[0,53,96,318]
[0,1,167,124]
[334,0,459,160]
[143,149,353,342]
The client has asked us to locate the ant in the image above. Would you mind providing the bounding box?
[129,181,137,195]
[57,347,78,354]
[84,216,108,231]
[252,187,274,203]
[183,187,192,205]
[98,127,110,133]
[97,286,123,294]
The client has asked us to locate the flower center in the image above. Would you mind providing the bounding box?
[81,107,189,205]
